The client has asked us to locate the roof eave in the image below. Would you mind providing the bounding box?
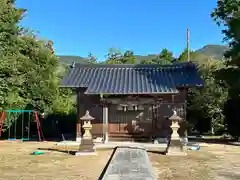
[84,91,179,95]
[177,84,204,88]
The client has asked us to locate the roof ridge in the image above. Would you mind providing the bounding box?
[71,62,195,69]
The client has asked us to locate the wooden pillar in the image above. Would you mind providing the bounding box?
[103,105,108,143]
[184,98,188,144]
[76,89,82,142]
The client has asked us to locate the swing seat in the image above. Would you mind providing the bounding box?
[21,138,30,141]
[8,138,17,141]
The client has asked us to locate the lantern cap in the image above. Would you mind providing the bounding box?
[169,110,182,121]
[80,110,95,121]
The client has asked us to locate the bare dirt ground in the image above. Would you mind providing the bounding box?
[149,143,240,180]
[0,141,239,180]
[0,141,112,180]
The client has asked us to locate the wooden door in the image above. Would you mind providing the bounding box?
[108,105,153,136]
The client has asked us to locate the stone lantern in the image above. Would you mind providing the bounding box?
[75,110,96,156]
[166,110,186,156]
[81,110,94,139]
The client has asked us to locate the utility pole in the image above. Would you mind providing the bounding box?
[187,28,190,62]
[185,28,190,144]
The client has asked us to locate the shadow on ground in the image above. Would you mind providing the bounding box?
[37,147,76,155]
[147,150,166,155]
[189,137,240,146]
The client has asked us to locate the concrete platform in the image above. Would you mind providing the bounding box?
[75,151,97,156]
[56,141,167,152]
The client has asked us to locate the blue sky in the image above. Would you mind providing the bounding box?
[16,0,224,60]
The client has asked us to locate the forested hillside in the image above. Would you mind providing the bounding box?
[58,44,228,64]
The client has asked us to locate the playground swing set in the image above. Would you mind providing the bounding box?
[0,110,45,141]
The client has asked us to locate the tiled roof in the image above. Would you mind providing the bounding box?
[60,62,203,94]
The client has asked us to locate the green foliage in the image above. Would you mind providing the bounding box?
[51,89,75,115]
[0,0,26,109]
[140,48,174,64]
[57,45,228,65]
[212,0,240,68]
[177,49,198,62]
[0,1,74,131]
[212,0,240,138]
[188,59,228,134]
[104,48,123,64]
[87,52,97,64]
[122,50,137,64]
[58,55,87,64]
[104,48,136,64]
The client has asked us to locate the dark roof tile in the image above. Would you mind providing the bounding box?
[60,62,203,94]
[85,67,178,94]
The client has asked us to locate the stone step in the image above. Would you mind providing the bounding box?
[101,147,156,180]
[109,133,151,142]
[109,137,150,142]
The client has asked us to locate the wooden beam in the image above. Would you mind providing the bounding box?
[76,89,82,142]
[103,105,109,143]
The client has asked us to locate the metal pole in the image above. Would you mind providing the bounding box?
[187,28,190,62]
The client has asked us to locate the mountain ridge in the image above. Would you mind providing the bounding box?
[195,44,228,59]
[58,44,228,64]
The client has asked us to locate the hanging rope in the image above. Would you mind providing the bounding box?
[7,112,11,139]
[22,112,24,139]
[14,115,17,139]
[28,112,30,140]
[8,123,10,139]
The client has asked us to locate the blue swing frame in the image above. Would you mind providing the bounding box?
[5,109,34,141]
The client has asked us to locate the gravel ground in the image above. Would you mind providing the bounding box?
[149,143,240,180]
[0,141,239,180]
[0,141,112,180]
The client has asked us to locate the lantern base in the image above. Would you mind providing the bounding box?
[75,151,97,156]
[76,138,95,155]
[166,139,186,156]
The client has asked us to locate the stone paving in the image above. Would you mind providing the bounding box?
[56,141,167,152]
[101,147,156,180]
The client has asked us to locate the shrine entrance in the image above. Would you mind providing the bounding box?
[106,97,186,141]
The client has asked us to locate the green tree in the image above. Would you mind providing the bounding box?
[104,48,136,64]
[0,1,74,130]
[157,48,173,64]
[104,48,123,64]
[141,48,174,64]
[0,0,26,110]
[188,60,227,134]
[122,50,136,64]
[212,0,240,96]
[18,36,74,114]
[178,49,198,62]
[212,0,240,138]
[87,52,97,64]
